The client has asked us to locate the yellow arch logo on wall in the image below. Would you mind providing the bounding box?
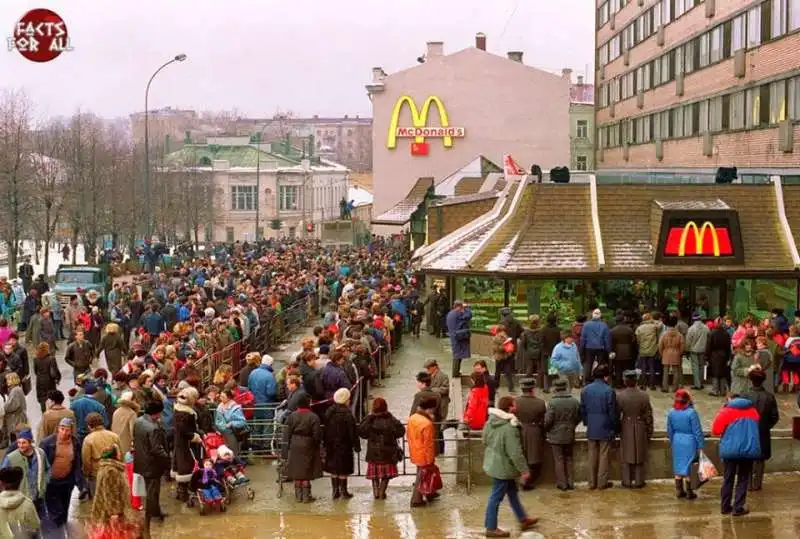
[386,95,465,153]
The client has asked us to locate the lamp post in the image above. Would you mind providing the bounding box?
[254,123,270,241]
[144,53,187,240]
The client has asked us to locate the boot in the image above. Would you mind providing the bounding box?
[371,479,380,499]
[302,485,316,503]
[331,477,341,500]
[294,485,303,502]
[686,481,697,500]
[675,478,686,498]
[340,477,353,499]
[378,478,390,500]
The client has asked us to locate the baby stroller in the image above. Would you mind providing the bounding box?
[214,443,255,502]
[186,446,227,515]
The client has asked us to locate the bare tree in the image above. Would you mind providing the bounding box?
[0,90,33,278]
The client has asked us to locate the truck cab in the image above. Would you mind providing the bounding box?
[52,264,111,310]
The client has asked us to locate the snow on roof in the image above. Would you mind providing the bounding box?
[349,186,373,207]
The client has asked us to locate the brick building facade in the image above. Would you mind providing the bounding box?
[595,0,800,175]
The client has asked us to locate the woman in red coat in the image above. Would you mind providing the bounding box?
[463,372,489,431]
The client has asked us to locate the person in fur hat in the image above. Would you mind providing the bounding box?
[172,386,202,502]
[323,388,360,499]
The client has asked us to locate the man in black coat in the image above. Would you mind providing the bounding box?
[540,312,562,393]
[610,315,638,388]
[743,369,779,491]
[134,400,171,532]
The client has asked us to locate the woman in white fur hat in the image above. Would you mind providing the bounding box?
[323,388,361,499]
[172,386,202,502]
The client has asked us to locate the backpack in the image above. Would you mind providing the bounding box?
[523,329,543,360]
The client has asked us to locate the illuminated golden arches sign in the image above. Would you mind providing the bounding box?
[386,95,465,155]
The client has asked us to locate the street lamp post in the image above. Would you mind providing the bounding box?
[254,123,270,241]
[144,53,187,240]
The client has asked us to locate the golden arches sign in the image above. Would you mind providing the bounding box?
[386,95,465,150]
[678,221,721,256]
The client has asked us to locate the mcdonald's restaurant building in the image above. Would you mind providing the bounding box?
[413,177,800,352]
[366,36,571,233]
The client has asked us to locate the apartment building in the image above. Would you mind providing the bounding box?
[570,74,596,171]
[595,0,800,176]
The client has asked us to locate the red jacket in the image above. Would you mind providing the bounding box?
[463,386,489,430]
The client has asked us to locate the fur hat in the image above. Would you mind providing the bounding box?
[333,387,351,405]
[177,386,199,406]
[144,399,164,415]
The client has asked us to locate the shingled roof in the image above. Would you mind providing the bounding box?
[372,177,434,225]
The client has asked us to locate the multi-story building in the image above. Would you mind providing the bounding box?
[570,73,596,171]
[161,136,348,242]
[130,107,199,148]
[595,0,800,178]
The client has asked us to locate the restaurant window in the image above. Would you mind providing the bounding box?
[576,155,588,171]
[684,40,696,73]
[727,279,797,323]
[730,90,746,129]
[770,80,787,124]
[509,280,587,328]
[731,14,745,51]
[773,0,789,38]
[748,6,762,47]
[699,33,710,67]
[710,26,724,63]
[457,277,506,333]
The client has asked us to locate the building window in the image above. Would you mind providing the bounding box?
[226,227,234,243]
[730,91,746,129]
[675,0,695,19]
[623,25,635,50]
[599,84,609,107]
[789,76,800,119]
[746,85,771,128]
[622,73,635,99]
[279,185,299,210]
[653,3,662,28]
[709,96,724,132]
[770,80,787,124]
[747,6,762,48]
[636,64,651,91]
[792,0,800,31]
[684,40,695,73]
[230,185,256,211]
[576,120,588,138]
[609,35,621,61]
[684,103,697,136]
[659,110,670,139]
[732,14,745,51]
[662,0,672,23]
[699,33,710,67]
[672,107,684,137]
[576,155,588,170]
[599,43,609,66]
[709,26,723,63]
[699,100,709,133]
[773,0,788,38]
[599,2,609,26]
[661,52,672,84]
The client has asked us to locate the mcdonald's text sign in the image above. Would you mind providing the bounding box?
[387,95,465,156]
[656,211,744,265]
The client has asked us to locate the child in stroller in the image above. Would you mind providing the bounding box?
[215,445,250,487]
[187,452,226,514]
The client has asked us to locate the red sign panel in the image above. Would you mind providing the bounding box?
[663,221,733,257]
[410,142,429,156]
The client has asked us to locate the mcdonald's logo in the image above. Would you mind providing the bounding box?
[386,95,465,156]
[663,221,734,257]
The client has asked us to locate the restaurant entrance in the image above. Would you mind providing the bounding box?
[657,279,727,319]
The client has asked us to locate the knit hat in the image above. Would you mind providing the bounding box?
[204,307,216,318]
[120,391,134,402]
[333,387,351,405]
[261,354,274,366]
[58,417,74,429]
[83,381,98,395]
[17,429,33,441]
[144,399,164,415]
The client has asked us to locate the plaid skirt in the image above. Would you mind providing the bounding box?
[366,462,398,479]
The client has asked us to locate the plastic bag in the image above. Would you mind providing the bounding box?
[697,450,718,485]
[418,464,443,496]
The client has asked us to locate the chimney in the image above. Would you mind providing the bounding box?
[577,75,584,85]
[371,66,386,83]
[426,41,444,58]
[561,68,573,81]
[475,32,486,51]
[507,51,523,63]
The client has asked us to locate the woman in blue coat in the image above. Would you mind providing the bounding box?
[666,389,704,500]
[215,388,249,456]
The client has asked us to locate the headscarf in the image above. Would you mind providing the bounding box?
[673,389,692,410]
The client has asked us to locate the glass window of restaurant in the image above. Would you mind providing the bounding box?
[727,279,798,323]
[455,276,505,332]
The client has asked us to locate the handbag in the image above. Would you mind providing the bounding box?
[418,464,443,496]
[231,424,250,442]
[454,328,471,341]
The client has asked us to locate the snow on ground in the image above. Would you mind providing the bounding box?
[0,240,87,278]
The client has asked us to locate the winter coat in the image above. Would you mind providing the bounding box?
[463,386,489,430]
[33,354,60,403]
[742,387,779,460]
[667,405,704,476]
[519,328,543,365]
[686,321,710,354]
[550,342,581,374]
[37,405,74,442]
[99,331,127,374]
[81,427,121,478]
[71,395,108,438]
[754,349,775,393]
[730,352,755,395]
[447,308,472,360]
[580,319,611,351]
[214,401,247,436]
[635,320,660,357]
[39,433,82,486]
[299,362,325,401]
[282,409,323,481]
[0,490,40,539]
[708,327,732,379]
[111,399,140,454]
[544,390,581,445]
[616,387,653,464]
[409,389,443,423]
[133,415,171,479]
[323,404,361,475]
[481,408,528,480]
[711,397,761,460]
[358,411,405,464]
[248,364,277,404]
[514,394,547,465]
[541,323,562,358]
[64,340,94,375]
[39,317,55,345]
[321,363,350,400]
[610,323,637,363]
[3,386,27,436]
[172,403,200,480]
[429,370,450,421]
[659,328,685,367]
[407,411,435,467]
[580,379,618,441]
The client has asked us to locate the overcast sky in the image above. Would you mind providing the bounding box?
[3,0,594,121]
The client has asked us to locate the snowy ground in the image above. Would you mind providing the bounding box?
[0,240,87,278]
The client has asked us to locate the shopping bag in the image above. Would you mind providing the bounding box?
[418,464,443,496]
[697,450,718,486]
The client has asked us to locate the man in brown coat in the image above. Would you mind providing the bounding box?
[515,378,547,490]
[37,390,75,442]
[617,370,654,488]
[659,319,685,393]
